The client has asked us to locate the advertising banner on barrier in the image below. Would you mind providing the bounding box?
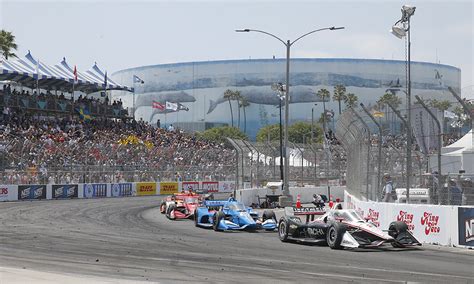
[458,207,474,247]
[0,185,18,201]
[181,181,199,192]
[52,184,78,199]
[111,183,134,197]
[18,185,46,200]
[344,191,457,246]
[160,182,178,195]
[202,181,219,193]
[137,182,157,196]
[84,184,107,198]
[218,181,235,193]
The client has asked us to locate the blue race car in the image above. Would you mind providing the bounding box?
[194,198,277,231]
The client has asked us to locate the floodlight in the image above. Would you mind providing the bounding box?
[390,25,406,39]
[402,5,416,17]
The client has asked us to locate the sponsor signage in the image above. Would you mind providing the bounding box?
[52,184,78,199]
[218,181,235,193]
[0,185,12,201]
[159,182,177,195]
[182,181,199,192]
[366,208,380,227]
[111,183,134,197]
[420,211,441,235]
[84,184,107,198]
[396,210,415,231]
[137,182,157,196]
[458,207,474,247]
[202,181,218,193]
[18,185,46,200]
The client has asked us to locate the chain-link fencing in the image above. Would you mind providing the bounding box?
[227,138,346,188]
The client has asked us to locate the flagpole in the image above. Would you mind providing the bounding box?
[71,80,75,116]
[133,81,136,120]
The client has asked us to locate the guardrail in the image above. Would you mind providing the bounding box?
[344,190,474,248]
[0,181,236,201]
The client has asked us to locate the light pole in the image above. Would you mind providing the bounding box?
[237,26,344,206]
[391,4,416,203]
[271,83,285,182]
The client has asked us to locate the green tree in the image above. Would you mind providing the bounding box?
[234,90,242,129]
[256,122,323,144]
[0,30,17,60]
[256,124,281,142]
[333,84,347,115]
[344,93,359,108]
[429,99,452,112]
[288,121,323,144]
[197,126,248,144]
[223,89,235,127]
[239,97,250,133]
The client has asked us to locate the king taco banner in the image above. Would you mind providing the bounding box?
[160,182,178,195]
[137,182,157,196]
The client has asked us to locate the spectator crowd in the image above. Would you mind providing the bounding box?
[0,107,235,185]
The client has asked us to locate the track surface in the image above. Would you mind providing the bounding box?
[0,197,473,283]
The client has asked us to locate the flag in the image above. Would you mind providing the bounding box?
[133,75,144,84]
[166,101,178,111]
[373,111,384,118]
[444,110,456,119]
[152,101,165,110]
[73,65,78,82]
[178,102,189,111]
[77,107,93,121]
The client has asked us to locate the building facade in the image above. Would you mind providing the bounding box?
[113,58,461,138]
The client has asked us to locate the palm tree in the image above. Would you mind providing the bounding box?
[377,93,401,129]
[0,30,18,60]
[234,90,242,129]
[223,89,235,127]
[317,88,331,133]
[344,93,359,108]
[239,97,250,133]
[333,84,347,115]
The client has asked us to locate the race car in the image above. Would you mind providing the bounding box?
[194,198,277,231]
[160,192,201,220]
[278,206,421,249]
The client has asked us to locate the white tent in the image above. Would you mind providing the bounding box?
[444,129,472,150]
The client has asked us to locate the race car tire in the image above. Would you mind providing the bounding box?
[389,221,408,248]
[213,211,225,231]
[160,201,166,214]
[262,210,277,222]
[166,204,176,220]
[327,223,346,249]
[194,209,199,227]
[278,218,290,242]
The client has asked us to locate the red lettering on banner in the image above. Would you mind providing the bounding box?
[367,208,380,227]
[397,210,415,231]
[0,188,8,195]
[420,211,440,235]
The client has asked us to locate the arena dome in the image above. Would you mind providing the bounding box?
[113,58,461,138]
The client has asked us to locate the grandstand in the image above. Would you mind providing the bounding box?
[0,52,236,184]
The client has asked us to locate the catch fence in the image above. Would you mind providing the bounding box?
[227,138,346,189]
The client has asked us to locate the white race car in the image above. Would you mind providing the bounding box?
[278,206,422,249]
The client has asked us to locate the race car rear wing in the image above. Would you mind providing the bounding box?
[203,200,227,208]
[285,206,326,222]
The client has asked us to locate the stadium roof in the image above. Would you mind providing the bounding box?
[0,51,133,94]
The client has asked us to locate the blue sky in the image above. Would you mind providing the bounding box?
[1,0,472,96]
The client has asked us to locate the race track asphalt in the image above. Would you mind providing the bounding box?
[0,196,473,284]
